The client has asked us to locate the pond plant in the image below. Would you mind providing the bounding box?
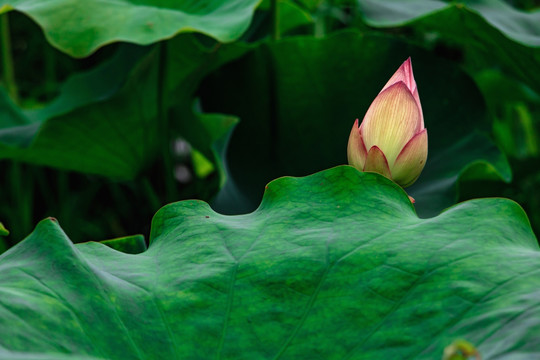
[0,0,540,359]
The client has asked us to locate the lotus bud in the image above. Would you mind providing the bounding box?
[347,57,427,188]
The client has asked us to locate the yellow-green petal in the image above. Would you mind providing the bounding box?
[347,119,367,170]
[363,145,392,180]
[391,129,428,188]
[361,82,422,167]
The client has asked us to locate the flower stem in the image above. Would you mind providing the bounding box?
[314,1,329,38]
[0,12,18,103]
[157,41,177,202]
[270,0,280,41]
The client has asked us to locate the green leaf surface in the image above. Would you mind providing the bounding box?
[0,222,8,236]
[0,166,538,359]
[24,45,151,122]
[474,69,540,159]
[0,50,159,178]
[98,234,147,255]
[177,109,239,185]
[0,0,262,57]
[354,0,540,93]
[356,0,540,46]
[257,0,314,35]
[0,36,248,179]
[199,31,510,217]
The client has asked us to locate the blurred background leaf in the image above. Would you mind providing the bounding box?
[0,49,159,178]
[0,223,7,236]
[0,0,262,57]
[0,222,7,253]
[353,0,540,91]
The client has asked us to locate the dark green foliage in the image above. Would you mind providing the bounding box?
[0,1,539,357]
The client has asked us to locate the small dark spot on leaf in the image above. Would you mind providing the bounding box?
[205,216,210,219]
[48,217,57,222]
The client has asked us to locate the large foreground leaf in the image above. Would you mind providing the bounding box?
[200,31,511,217]
[0,166,538,359]
[0,0,261,57]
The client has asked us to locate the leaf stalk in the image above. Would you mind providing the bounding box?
[0,12,18,103]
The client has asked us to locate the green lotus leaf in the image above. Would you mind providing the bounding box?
[0,0,262,57]
[0,222,8,236]
[0,36,248,179]
[0,50,159,178]
[355,0,540,93]
[0,166,538,359]
[356,0,540,46]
